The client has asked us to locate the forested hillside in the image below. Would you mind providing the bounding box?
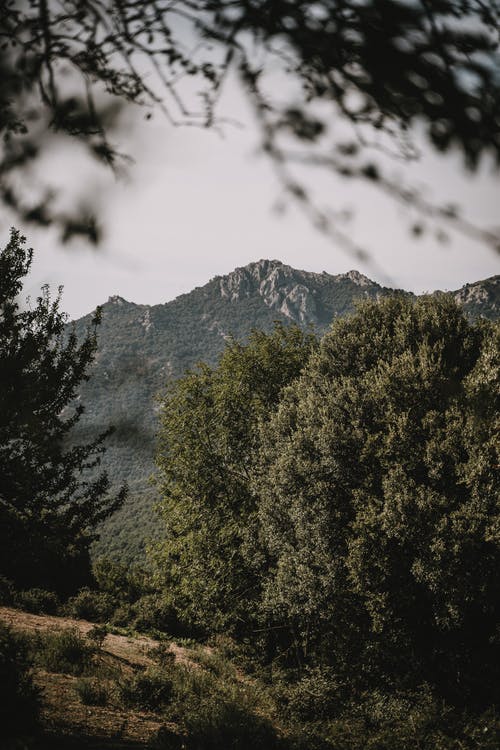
[69,261,499,562]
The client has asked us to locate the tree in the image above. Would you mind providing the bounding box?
[0,228,125,595]
[153,323,317,634]
[254,295,499,707]
[1,1,499,255]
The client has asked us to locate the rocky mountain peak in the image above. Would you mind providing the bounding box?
[219,259,320,324]
[452,275,499,314]
[217,259,381,325]
[339,270,373,287]
[107,295,130,306]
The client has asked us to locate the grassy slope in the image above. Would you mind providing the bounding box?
[0,606,177,747]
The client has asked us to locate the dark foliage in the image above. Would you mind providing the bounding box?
[61,558,188,637]
[63,586,117,623]
[163,663,280,750]
[0,574,15,605]
[0,228,125,595]
[74,677,109,707]
[14,587,60,615]
[0,623,39,741]
[118,667,173,712]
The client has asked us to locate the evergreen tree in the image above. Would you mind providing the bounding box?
[0,228,125,595]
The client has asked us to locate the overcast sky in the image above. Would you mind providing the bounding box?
[3,74,499,320]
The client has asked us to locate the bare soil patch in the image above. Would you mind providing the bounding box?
[0,605,193,667]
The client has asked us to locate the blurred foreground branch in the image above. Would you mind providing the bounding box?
[1,0,499,255]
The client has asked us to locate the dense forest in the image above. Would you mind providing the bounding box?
[1,231,499,749]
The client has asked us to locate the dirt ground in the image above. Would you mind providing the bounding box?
[0,606,193,667]
[0,606,188,748]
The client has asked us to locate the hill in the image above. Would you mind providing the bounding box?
[69,261,499,563]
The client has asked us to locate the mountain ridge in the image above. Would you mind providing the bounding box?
[92,259,499,326]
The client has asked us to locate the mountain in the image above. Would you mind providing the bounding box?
[70,261,499,563]
[450,275,500,320]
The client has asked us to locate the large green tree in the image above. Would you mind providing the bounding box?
[255,295,499,707]
[153,324,317,634]
[0,228,125,595]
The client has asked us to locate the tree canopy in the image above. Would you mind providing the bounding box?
[153,323,317,634]
[1,1,499,253]
[255,295,499,706]
[0,228,125,595]
[154,293,499,709]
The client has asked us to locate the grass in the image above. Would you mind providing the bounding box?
[151,647,281,750]
[4,605,500,750]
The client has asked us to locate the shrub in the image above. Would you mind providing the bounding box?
[191,647,237,681]
[153,724,185,749]
[167,665,279,750]
[174,693,278,750]
[277,667,343,722]
[130,593,182,635]
[316,690,500,750]
[148,642,176,670]
[118,667,173,711]
[458,709,500,750]
[14,588,60,615]
[92,557,146,602]
[86,624,108,649]
[0,575,14,605]
[33,628,94,676]
[75,677,108,706]
[64,587,116,622]
[0,623,39,740]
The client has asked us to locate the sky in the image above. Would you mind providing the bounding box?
[3,73,499,320]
